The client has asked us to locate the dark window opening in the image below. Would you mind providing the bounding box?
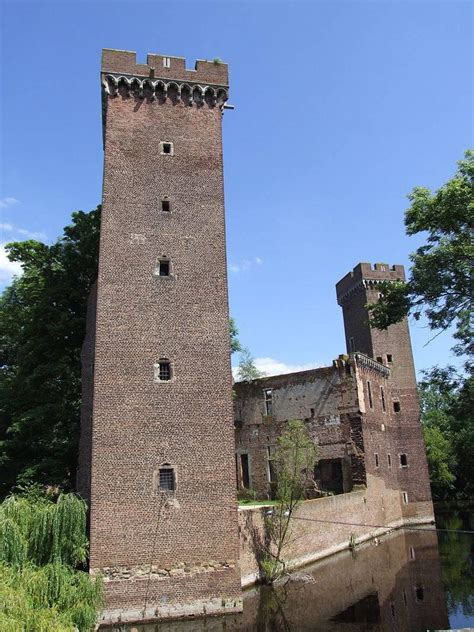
[162,142,172,154]
[403,491,409,504]
[390,603,396,618]
[375,453,379,468]
[159,467,175,491]
[415,586,424,602]
[400,453,408,467]
[387,453,392,467]
[161,199,171,212]
[314,458,352,495]
[267,447,277,486]
[264,389,273,415]
[393,401,401,413]
[158,361,171,381]
[240,453,250,489]
[158,259,170,276]
[403,590,408,606]
[380,386,386,412]
[409,546,416,560]
[376,356,383,364]
[387,354,393,363]
[367,381,373,408]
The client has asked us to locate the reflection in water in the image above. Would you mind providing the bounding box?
[437,510,474,629]
[103,521,474,632]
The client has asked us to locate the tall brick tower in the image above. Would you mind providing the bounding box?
[336,263,433,521]
[77,49,242,624]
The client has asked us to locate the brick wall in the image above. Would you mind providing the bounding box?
[336,263,433,512]
[238,477,434,586]
[80,49,241,624]
[234,360,366,498]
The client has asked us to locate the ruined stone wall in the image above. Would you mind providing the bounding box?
[82,49,241,624]
[234,362,365,498]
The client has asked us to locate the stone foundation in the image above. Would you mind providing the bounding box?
[98,567,242,625]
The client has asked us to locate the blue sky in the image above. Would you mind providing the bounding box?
[1,1,472,376]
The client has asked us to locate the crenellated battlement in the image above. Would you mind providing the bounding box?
[102,49,229,85]
[100,49,230,138]
[101,49,229,109]
[336,262,405,305]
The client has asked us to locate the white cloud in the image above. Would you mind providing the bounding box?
[16,227,47,240]
[232,356,322,379]
[0,244,23,284]
[229,256,263,274]
[0,197,20,209]
[0,222,46,241]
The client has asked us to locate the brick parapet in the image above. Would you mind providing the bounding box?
[336,262,405,306]
[102,49,229,86]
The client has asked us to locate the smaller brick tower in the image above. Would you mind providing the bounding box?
[336,263,433,521]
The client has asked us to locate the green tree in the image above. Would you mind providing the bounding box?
[259,420,318,583]
[419,366,474,499]
[236,346,263,382]
[369,150,473,359]
[449,374,474,497]
[229,317,242,354]
[0,207,101,497]
[422,425,456,500]
[368,151,473,499]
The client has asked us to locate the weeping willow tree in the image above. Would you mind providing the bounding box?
[0,493,102,631]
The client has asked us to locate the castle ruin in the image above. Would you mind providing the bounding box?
[78,49,434,625]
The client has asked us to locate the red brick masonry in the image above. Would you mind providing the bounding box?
[77,49,241,624]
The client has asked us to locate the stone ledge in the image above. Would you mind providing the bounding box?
[95,560,237,582]
[99,595,243,625]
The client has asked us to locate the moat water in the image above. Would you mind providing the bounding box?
[104,510,474,632]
